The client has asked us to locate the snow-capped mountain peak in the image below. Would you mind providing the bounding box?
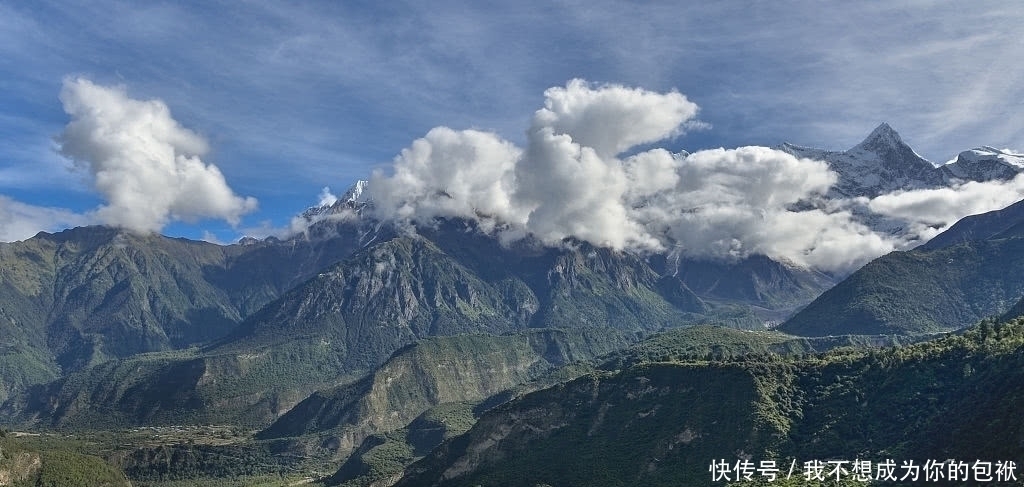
[341,179,369,204]
[940,147,1024,182]
[963,147,1024,169]
[778,123,940,198]
[299,180,371,222]
[846,122,930,166]
[850,122,904,153]
[773,124,1024,248]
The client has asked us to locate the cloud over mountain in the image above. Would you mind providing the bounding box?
[0,196,89,242]
[368,79,899,272]
[865,174,1024,241]
[57,78,257,233]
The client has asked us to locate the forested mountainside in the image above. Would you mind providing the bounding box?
[782,235,1024,336]
[396,319,1024,487]
[0,223,373,404]
[0,432,130,487]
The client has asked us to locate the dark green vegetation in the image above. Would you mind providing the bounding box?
[784,196,1024,337]
[0,218,843,485]
[258,328,632,442]
[783,237,1024,336]
[0,223,371,404]
[328,402,478,487]
[0,434,130,486]
[597,325,908,369]
[260,329,632,486]
[399,318,1024,486]
[307,325,908,487]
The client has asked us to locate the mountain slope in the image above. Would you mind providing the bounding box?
[939,146,1024,182]
[396,319,1024,487]
[220,235,533,370]
[257,329,632,458]
[781,237,1024,336]
[324,325,908,487]
[1,434,131,487]
[665,254,836,318]
[919,197,1024,250]
[397,362,788,487]
[0,221,375,403]
[596,325,907,370]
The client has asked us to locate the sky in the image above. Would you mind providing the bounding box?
[1,1,1023,270]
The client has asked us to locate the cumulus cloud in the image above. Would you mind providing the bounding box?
[57,78,257,233]
[362,79,1024,272]
[367,79,903,272]
[369,127,524,233]
[511,81,699,249]
[515,125,648,249]
[624,147,897,269]
[865,174,1024,241]
[0,196,90,241]
[533,79,699,158]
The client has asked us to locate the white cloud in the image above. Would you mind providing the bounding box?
[316,187,338,207]
[509,80,702,250]
[516,125,651,249]
[369,79,896,272]
[199,230,226,245]
[747,209,894,272]
[57,78,257,234]
[369,126,524,233]
[533,79,699,158]
[619,146,896,270]
[0,196,91,242]
[865,174,1024,241]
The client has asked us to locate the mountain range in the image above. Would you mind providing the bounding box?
[779,122,1024,199]
[4,123,1024,486]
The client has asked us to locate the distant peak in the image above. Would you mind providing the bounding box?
[951,146,1024,170]
[342,180,369,204]
[873,121,897,133]
[852,123,905,152]
[298,180,372,224]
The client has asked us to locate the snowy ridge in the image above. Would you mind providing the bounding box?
[299,180,371,222]
[341,179,369,204]
[773,123,1024,246]
[849,123,915,160]
[777,122,943,199]
[940,147,1024,182]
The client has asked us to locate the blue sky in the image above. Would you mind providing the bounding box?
[1,0,1023,243]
